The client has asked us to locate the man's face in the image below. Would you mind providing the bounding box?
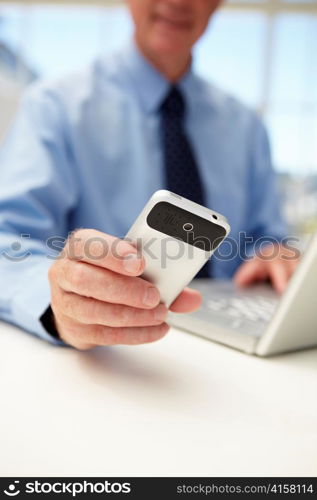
[128,0,222,57]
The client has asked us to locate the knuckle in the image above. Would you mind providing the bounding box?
[61,260,73,286]
[60,293,77,319]
[53,315,74,343]
[68,262,86,290]
[50,296,61,319]
[48,264,56,284]
[59,320,92,349]
[50,286,65,315]
[67,296,97,325]
[59,327,74,345]
[85,298,101,324]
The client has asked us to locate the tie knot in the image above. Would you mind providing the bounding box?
[160,86,185,119]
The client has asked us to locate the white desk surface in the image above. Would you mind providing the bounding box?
[0,320,316,477]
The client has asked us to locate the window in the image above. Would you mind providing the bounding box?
[194,11,268,109]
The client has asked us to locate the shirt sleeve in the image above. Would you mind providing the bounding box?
[244,115,288,256]
[0,83,78,344]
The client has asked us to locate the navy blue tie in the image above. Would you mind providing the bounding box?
[160,86,210,278]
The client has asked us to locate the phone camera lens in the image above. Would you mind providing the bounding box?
[212,214,218,220]
[183,223,194,232]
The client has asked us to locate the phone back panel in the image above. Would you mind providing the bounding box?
[125,191,230,307]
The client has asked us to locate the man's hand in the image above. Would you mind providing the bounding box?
[234,243,300,294]
[48,229,202,350]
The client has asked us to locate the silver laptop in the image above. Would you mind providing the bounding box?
[168,232,317,356]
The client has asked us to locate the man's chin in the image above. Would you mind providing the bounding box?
[149,34,192,57]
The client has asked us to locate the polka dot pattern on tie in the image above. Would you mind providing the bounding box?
[159,85,210,277]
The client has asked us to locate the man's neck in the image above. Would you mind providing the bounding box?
[135,36,191,83]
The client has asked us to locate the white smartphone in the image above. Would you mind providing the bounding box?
[125,190,230,307]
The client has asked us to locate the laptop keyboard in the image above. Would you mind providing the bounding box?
[168,280,280,339]
[206,295,277,324]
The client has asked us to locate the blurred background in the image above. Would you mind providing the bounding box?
[0,0,316,240]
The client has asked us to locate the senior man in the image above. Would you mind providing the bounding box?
[0,0,296,350]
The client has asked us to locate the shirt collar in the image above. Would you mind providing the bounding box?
[120,40,197,114]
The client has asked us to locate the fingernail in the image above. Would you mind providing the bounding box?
[143,287,160,307]
[123,253,142,274]
[154,304,167,322]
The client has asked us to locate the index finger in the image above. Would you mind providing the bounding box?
[63,229,145,277]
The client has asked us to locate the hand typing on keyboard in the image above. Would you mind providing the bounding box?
[234,243,300,295]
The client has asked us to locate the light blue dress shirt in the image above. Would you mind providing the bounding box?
[0,41,287,344]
